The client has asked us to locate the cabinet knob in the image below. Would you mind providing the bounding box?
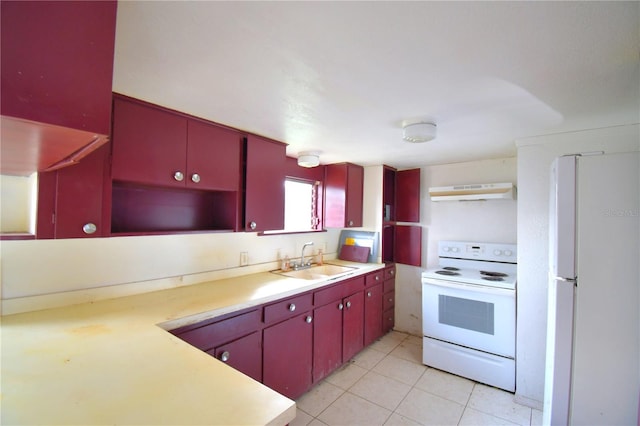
[346,301,352,309]
[191,173,201,183]
[338,303,344,310]
[305,315,313,324]
[389,298,393,302]
[288,303,296,312]
[82,223,97,235]
[390,270,395,276]
[348,220,354,226]
[220,351,230,362]
[249,221,257,230]
[367,291,372,297]
[376,275,380,281]
[173,171,184,182]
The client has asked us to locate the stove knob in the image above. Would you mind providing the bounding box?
[443,247,451,252]
[494,249,503,256]
[451,247,459,253]
[504,250,513,256]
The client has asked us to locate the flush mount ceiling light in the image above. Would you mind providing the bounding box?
[297,151,320,168]
[402,122,437,143]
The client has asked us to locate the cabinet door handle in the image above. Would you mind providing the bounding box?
[249,221,257,230]
[346,301,352,309]
[82,223,97,234]
[305,315,313,324]
[220,351,230,362]
[191,173,201,183]
[173,171,185,182]
[288,303,296,312]
[338,303,344,310]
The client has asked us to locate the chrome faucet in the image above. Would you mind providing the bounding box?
[294,242,314,270]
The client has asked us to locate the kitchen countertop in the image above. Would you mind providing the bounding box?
[0,260,384,425]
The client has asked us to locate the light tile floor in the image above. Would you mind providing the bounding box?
[293,331,542,426]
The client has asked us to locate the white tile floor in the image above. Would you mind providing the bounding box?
[293,331,542,426]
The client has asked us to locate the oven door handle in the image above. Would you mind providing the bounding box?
[422,279,515,297]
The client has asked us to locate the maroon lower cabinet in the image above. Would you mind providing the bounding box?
[342,291,364,362]
[364,283,384,346]
[210,331,262,383]
[263,312,314,399]
[313,301,344,383]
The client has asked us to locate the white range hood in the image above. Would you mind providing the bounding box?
[429,182,516,201]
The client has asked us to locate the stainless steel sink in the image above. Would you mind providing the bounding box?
[273,263,356,280]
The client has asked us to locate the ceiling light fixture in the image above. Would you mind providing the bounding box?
[402,122,437,143]
[297,151,320,168]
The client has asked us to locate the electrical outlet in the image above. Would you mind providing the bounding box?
[240,252,249,266]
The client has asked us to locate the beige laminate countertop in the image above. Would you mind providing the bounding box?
[0,260,384,425]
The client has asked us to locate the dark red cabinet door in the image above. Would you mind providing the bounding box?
[211,331,262,383]
[111,97,188,188]
[244,135,285,232]
[263,312,313,399]
[324,163,364,228]
[396,168,421,222]
[395,225,422,267]
[1,1,116,135]
[313,301,344,383]
[364,283,384,346]
[345,164,364,227]
[186,120,241,191]
[37,143,111,239]
[342,291,364,362]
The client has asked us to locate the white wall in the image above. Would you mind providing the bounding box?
[364,158,518,337]
[514,123,639,408]
[0,229,341,315]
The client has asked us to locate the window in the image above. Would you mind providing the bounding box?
[262,177,322,235]
[283,178,321,232]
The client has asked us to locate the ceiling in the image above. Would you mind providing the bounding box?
[112,1,639,170]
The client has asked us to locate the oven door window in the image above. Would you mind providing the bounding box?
[439,295,494,335]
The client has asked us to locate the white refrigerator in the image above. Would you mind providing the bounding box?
[544,152,639,425]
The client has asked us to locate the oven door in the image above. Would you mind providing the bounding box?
[422,278,515,358]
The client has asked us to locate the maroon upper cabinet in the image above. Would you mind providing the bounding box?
[324,163,364,228]
[112,95,242,191]
[111,95,243,191]
[0,1,116,175]
[111,96,187,187]
[187,120,241,191]
[37,143,111,239]
[396,169,421,222]
[382,166,422,266]
[244,135,286,232]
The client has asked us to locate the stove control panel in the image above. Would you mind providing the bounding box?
[439,241,517,263]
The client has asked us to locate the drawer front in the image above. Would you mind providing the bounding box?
[314,282,345,307]
[383,307,395,333]
[176,309,261,351]
[264,293,313,324]
[343,275,365,296]
[383,278,395,294]
[385,266,396,281]
[365,270,384,288]
[383,291,395,311]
